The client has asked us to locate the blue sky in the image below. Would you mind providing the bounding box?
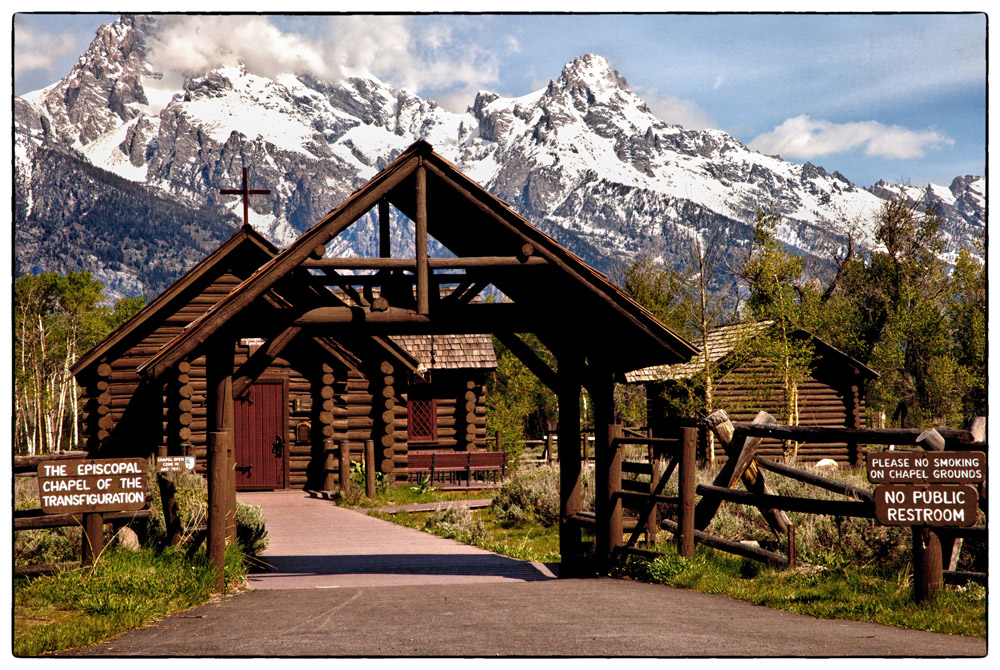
[12,11,986,187]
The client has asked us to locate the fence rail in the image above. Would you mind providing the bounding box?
[690,410,987,603]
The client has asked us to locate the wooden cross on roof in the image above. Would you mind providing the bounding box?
[220,167,271,226]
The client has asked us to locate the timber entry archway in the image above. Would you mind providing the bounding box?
[135,140,697,588]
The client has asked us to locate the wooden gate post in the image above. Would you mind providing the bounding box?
[677,426,697,558]
[557,357,583,576]
[593,365,620,574]
[206,337,236,593]
[82,512,104,566]
[912,526,943,603]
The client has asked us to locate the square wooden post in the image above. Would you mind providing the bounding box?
[678,426,697,557]
[557,359,583,577]
[593,370,621,574]
[206,337,236,593]
[415,162,429,315]
[81,512,105,566]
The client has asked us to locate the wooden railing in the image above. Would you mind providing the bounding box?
[685,411,987,598]
[567,425,697,564]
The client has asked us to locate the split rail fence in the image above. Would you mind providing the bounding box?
[606,410,986,602]
[13,451,154,577]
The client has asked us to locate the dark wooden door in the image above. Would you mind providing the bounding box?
[234,381,286,490]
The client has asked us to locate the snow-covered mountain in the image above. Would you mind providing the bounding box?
[14,15,985,300]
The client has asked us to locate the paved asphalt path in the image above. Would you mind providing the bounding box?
[65,491,985,657]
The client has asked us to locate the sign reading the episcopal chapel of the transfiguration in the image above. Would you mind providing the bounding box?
[37,458,148,514]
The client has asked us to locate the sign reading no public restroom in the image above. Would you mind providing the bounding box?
[873,484,979,526]
[37,458,148,514]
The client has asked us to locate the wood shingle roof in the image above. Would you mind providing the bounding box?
[625,321,878,383]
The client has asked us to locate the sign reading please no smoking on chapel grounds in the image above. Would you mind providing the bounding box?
[37,458,148,514]
[867,451,984,527]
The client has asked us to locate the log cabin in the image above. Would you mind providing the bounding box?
[70,224,497,491]
[626,321,879,466]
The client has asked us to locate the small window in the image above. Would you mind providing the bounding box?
[407,398,437,442]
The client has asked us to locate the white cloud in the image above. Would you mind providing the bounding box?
[712,75,724,90]
[636,88,715,131]
[14,18,88,78]
[145,15,505,108]
[748,114,953,160]
[146,16,329,82]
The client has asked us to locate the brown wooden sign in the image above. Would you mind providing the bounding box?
[874,484,979,526]
[37,458,148,514]
[866,451,985,484]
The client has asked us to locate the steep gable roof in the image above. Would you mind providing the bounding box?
[138,140,697,379]
[71,225,278,378]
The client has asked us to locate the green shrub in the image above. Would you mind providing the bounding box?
[491,464,595,527]
[235,502,269,556]
[350,460,388,495]
[423,506,487,543]
[147,469,268,555]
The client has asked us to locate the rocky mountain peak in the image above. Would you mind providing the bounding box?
[557,53,630,94]
[23,14,153,148]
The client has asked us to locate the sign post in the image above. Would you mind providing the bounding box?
[867,450,985,603]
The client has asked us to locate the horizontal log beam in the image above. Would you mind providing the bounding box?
[295,304,541,335]
[13,451,89,474]
[695,484,874,518]
[300,256,547,270]
[14,508,154,530]
[755,457,874,502]
[660,518,789,567]
[732,422,978,447]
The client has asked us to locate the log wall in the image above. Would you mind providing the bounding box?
[648,356,869,466]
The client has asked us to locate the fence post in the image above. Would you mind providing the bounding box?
[545,430,554,465]
[364,439,376,498]
[82,512,105,566]
[158,473,182,546]
[912,526,943,603]
[787,523,797,569]
[678,426,697,558]
[339,443,351,494]
[645,442,663,546]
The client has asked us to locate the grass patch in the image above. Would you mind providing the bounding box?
[612,543,985,638]
[370,507,561,563]
[14,543,247,657]
[333,480,498,508]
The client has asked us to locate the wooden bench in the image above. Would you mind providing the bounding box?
[406,451,507,487]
